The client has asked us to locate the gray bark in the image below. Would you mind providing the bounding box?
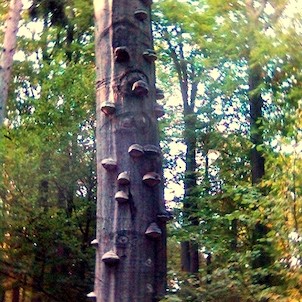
[93,1,167,301]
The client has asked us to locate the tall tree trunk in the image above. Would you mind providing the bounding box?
[12,285,20,302]
[245,1,278,286]
[0,0,23,125]
[249,62,272,284]
[164,37,200,274]
[181,108,199,273]
[249,64,265,185]
[93,1,167,301]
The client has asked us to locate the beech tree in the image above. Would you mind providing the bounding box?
[92,0,168,301]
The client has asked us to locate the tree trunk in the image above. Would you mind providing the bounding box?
[164,38,199,275]
[249,62,272,284]
[181,108,199,273]
[249,64,265,185]
[0,0,23,125]
[93,1,167,301]
[12,286,20,302]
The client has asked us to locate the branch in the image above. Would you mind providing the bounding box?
[190,81,198,110]
[162,28,190,110]
[271,1,288,23]
[255,0,268,19]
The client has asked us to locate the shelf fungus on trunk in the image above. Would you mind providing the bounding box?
[140,0,153,6]
[157,210,173,222]
[101,158,117,171]
[143,172,161,187]
[102,250,120,265]
[143,144,161,157]
[87,292,97,299]
[134,9,148,21]
[143,49,157,63]
[90,239,99,247]
[114,46,130,62]
[145,222,162,239]
[132,80,149,97]
[101,101,116,115]
[117,171,130,185]
[115,190,129,203]
[128,144,144,157]
[155,88,164,100]
[154,103,165,118]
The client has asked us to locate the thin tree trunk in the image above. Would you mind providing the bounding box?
[249,62,272,284]
[165,40,199,274]
[181,99,199,274]
[12,286,20,302]
[249,63,265,185]
[159,26,200,274]
[0,0,23,125]
[93,1,166,301]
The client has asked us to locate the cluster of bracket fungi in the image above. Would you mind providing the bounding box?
[99,1,165,120]
[100,84,165,118]
[91,139,172,266]
[99,140,171,242]
[88,3,172,297]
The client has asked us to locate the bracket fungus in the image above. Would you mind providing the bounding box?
[102,250,120,265]
[117,171,130,185]
[101,102,116,115]
[90,239,99,247]
[128,144,144,157]
[157,211,173,222]
[115,190,129,203]
[154,103,165,118]
[134,9,148,21]
[143,49,157,63]
[114,46,130,62]
[132,80,149,97]
[155,88,165,100]
[101,158,117,171]
[143,144,160,157]
[87,292,97,299]
[141,0,153,6]
[143,172,161,187]
[145,222,162,239]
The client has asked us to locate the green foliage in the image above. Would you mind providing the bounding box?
[1,0,301,301]
[155,0,302,301]
[0,1,96,300]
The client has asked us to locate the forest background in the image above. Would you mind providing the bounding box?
[0,0,301,301]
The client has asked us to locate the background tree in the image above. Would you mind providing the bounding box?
[0,1,96,301]
[154,0,207,275]
[0,0,23,125]
[154,0,302,301]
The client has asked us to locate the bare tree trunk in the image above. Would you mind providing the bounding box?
[12,286,20,302]
[249,63,265,185]
[181,108,199,273]
[0,0,23,125]
[249,63,272,282]
[93,1,167,301]
[244,1,277,286]
[163,37,200,275]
